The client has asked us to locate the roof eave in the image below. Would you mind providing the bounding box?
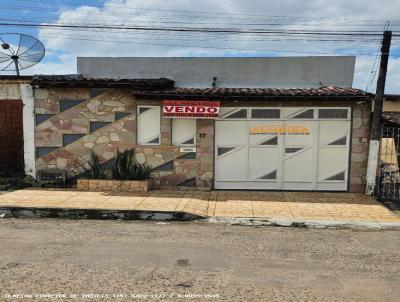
[132,92,373,101]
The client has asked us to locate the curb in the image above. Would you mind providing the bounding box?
[1,206,399,230]
[0,207,203,221]
[208,217,400,230]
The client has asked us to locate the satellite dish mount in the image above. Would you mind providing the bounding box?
[0,33,45,76]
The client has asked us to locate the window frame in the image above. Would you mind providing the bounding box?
[317,108,350,120]
[219,107,248,120]
[137,105,161,146]
[250,108,281,120]
[172,118,197,147]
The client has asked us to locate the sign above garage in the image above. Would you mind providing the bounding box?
[250,125,310,135]
[163,100,220,118]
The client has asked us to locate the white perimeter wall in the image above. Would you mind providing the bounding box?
[78,56,355,88]
[20,84,36,178]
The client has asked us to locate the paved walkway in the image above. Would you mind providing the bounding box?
[0,188,399,225]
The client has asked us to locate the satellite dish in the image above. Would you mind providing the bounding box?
[0,33,45,76]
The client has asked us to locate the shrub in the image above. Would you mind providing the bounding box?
[112,149,151,180]
[73,149,151,181]
[131,162,152,180]
[73,151,111,179]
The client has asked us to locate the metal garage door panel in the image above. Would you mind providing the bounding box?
[282,107,303,119]
[215,107,351,191]
[319,121,350,146]
[248,148,280,181]
[248,121,281,146]
[215,147,248,181]
[215,121,247,146]
[317,148,348,181]
[283,148,314,182]
[284,121,315,146]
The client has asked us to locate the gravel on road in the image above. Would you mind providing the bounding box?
[0,219,399,302]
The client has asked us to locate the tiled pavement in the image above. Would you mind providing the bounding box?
[0,188,399,224]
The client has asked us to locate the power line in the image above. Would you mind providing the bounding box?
[2,4,399,28]
[1,13,397,29]
[7,0,400,23]
[36,32,400,57]
[0,19,385,44]
[0,4,397,27]
[366,22,392,92]
[366,43,383,92]
[0,21,395,37]
[0,4,397,63]
[37,32,373,46]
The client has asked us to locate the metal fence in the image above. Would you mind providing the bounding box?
[377,127,400,199]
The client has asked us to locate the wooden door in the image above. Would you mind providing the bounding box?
[0,100,24,174]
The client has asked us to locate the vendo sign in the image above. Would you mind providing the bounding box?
[163,100,220,118]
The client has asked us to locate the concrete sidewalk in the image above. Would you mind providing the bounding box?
[0,188,399,228]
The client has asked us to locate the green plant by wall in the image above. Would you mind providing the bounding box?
[73,149,151,180]
[72,151,111,179]
[112,149,151,180]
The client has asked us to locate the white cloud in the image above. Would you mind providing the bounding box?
[15,0,400,93]
[27,54,76,75]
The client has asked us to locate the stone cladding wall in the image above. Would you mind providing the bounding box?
[34,88,213,189]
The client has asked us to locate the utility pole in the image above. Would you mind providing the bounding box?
[366,30,392,195]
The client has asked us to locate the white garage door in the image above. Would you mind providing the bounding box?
[214,107,351,191]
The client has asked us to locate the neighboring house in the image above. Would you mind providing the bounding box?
[0,76,33,175]
[77,56,356,88]
[377,95,400,198]
[0,57,374,193]
[383,94,400,112]
[378,95,400,168]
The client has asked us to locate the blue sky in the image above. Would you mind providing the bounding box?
[1,0,400,93]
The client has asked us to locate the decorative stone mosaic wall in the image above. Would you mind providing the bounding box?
[35,88,136,172]
[132,114,214,189]
[34,88,213,190]
[349,101,371,193]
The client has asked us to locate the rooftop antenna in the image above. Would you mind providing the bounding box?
[0,33,45,76]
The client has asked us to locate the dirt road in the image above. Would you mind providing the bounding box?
[0,219,399,301]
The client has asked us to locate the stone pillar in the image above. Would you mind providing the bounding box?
[196,119,215,189]
[349,102,371,193]
[160,116,172,146]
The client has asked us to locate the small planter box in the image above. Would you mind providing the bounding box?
[77,179,153,192]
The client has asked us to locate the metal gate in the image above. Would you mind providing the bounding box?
[0,99,24,175]
[377,127,400,199]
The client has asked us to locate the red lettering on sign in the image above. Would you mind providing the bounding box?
[163,100,220,119]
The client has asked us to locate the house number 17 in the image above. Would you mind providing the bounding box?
[199,133,206,138]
